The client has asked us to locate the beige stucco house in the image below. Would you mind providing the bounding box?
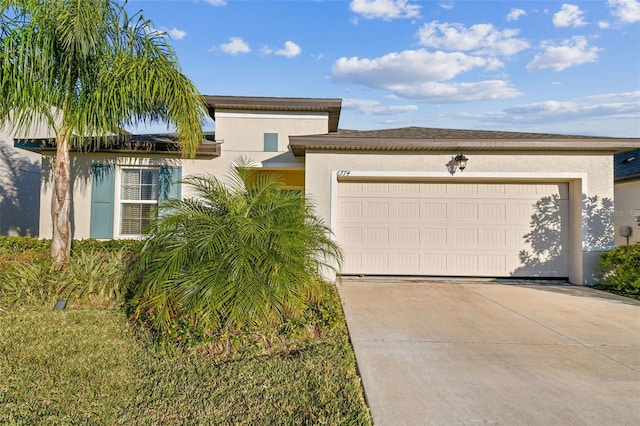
[15,96,640,284]
[614,149,640,246]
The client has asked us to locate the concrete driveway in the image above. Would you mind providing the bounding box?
[338,278,640,425]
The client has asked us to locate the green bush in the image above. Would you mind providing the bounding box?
[0,236,50,252]
[0,261,62,307]
[0,237,140,309]
[0,236,142,257]
[61,249,133,303]
[132,164,343,339]
[142,280,345,358]
[598,243,640,295]
[71,238,143,256]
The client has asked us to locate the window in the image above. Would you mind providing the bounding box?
[120,168,160,235]
[90,164,181,239]
[264,133,278,152]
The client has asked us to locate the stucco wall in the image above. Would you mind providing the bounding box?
[0,122,47,236]
[38,110,323,239]
[304,150,615,285]
[38,150,302,240]
[614,180,640,246]
[215,111,329,154]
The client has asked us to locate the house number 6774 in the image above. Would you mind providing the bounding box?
[337,170,351,177]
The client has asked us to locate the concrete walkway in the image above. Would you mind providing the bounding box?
[338,279,640,425]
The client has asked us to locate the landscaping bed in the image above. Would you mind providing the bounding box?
[0,236,371,424]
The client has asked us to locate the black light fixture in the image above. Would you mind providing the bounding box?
[454,153,469,171]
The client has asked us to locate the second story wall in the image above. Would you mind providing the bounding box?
[214,110,329,154]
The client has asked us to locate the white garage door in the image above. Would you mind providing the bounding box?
[337,181,569,277]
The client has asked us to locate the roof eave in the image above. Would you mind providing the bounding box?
[615,174,640,184]
[288,136,640,156]
[14,137,222,157]
[203,95,342,132]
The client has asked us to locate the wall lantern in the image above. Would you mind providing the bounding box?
[447,153,469,175]
[454,153,468,171]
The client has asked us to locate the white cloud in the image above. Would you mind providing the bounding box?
[164,27,186,40]
[507,8,527,22]
[454,92,640,136]
[598,20,611,28]
[275,41,302,58]
[553,4,587,27]
[503,100,640,122]
[439,2,454,10]
[218,37,250,55]
[484,58,505,71]
[442,91,640,136]
[388,80,521,102]
[350,0,420,20]
[584,90,640,100]
[343,98,419,115]
[416,21,529,56]
[608,0,640,23]
[261,41,302,58]
[332,49,488,85]
[203,0,226,6]
[526,36,600,71]
[331,49,520,102]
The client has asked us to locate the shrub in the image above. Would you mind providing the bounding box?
[0,237,141,273]
[61,249,132,303]
[0,237,49,275]
[71,238,143,256]
[0,239,139,309]
[0,261,62,307]
[598,243,640,295]
[144,279,345,357]
[0,236,50,252]
[132,164,343,338]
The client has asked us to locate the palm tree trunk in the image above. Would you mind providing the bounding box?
[50,126,72,268]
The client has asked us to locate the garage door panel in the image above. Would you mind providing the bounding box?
[338,181,569,277]
[342,247,570,277]
[423,202,448,221]
[398,227,421,245]
[479,203,507,221]
[398,202,420,219]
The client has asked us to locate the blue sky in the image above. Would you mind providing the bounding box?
[126,0,640,137]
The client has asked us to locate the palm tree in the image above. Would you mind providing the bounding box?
[133,163,343,332]
[0,0,206,266]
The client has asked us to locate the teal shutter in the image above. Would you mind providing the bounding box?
[158,166,182,219]
[158,166,182,202]
[264,133,278,152]
[90,164,115,239]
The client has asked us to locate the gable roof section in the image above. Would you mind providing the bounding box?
[289,127,640,156]
[615,148,640,183]
[203,95,342,133]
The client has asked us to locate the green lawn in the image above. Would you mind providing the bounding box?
[0,307,372,424]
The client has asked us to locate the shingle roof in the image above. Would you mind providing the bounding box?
[324,127,602,139]
[615,148,640,182]
[288,126,640,156]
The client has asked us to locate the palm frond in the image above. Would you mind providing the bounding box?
[133,164,343,331]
